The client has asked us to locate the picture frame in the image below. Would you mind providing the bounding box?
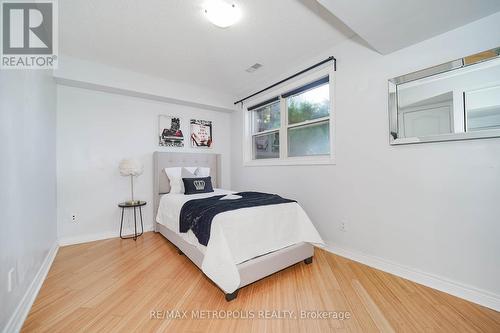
[190,119,213,148]
[159,115,184,147]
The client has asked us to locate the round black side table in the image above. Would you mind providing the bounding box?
[118,201,146,241]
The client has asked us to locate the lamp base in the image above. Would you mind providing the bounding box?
[126,200,141,205]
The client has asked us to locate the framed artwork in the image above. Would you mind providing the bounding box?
[190,119,213,148]
[158,115,184,147]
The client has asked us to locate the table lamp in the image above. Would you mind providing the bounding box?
[119,158,144,205]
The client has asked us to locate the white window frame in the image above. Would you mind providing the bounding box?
[249,99,281,160]
[243,66,335,166]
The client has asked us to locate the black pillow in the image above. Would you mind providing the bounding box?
[182,176,214,195]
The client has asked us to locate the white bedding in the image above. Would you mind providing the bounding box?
[155,189,324,293]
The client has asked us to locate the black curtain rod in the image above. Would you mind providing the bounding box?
[234,56,336,106]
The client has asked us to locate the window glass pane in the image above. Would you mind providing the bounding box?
[252,101,280,133]
[288,122,329,157]
[253,132,279,159]
[287,84,330,124]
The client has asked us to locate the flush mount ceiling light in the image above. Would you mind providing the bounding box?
[203,1,241,28]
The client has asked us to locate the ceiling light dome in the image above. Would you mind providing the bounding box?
[203,1,241,28]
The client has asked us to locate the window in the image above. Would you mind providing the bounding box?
[250,98,280,159]
[285,79,330,157]
[245,69,334,166]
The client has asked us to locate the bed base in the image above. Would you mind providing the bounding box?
[156,222,314,301]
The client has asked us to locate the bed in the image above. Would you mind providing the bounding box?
[153,151,323,301]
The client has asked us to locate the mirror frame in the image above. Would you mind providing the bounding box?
[388,47,500,145]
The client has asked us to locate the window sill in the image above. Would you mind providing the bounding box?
[243,156,335,167]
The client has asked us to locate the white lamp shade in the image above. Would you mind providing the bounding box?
[119,158,144,177]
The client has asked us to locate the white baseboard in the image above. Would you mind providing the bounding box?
[58,225,155,246]
[324,243,500,312]
[2,243,59,333]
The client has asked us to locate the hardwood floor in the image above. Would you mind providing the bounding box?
[23,232,500,332]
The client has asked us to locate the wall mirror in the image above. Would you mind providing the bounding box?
[388,47,500,145]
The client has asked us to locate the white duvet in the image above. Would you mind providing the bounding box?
[155,189,324,293]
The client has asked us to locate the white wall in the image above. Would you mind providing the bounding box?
[0,70,57,331]
[231,13,500,308]
[57,85,232,244]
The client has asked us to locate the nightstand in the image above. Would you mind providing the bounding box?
[118,201,146,241]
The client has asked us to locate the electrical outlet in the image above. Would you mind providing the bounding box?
[7,268,15,292]
[340,220,347,232]
[71,214,77,223]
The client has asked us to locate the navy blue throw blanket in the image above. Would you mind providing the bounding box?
[179,192,296,246]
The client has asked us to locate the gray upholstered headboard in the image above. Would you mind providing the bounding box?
[153,151,221,225]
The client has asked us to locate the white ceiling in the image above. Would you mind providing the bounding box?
[60,0,500,100]
[317,0,500,54]
[60,0,355,98]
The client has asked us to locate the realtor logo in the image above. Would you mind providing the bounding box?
[1,0,58,69]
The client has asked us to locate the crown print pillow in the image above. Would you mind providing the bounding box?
[182,176,214,195]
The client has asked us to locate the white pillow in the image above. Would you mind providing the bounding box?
[180,168,199,193]
[181,167,197,178]
[164,167,197,193]
[195,167,210,177]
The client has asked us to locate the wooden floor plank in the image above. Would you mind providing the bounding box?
[21,232,500,333]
